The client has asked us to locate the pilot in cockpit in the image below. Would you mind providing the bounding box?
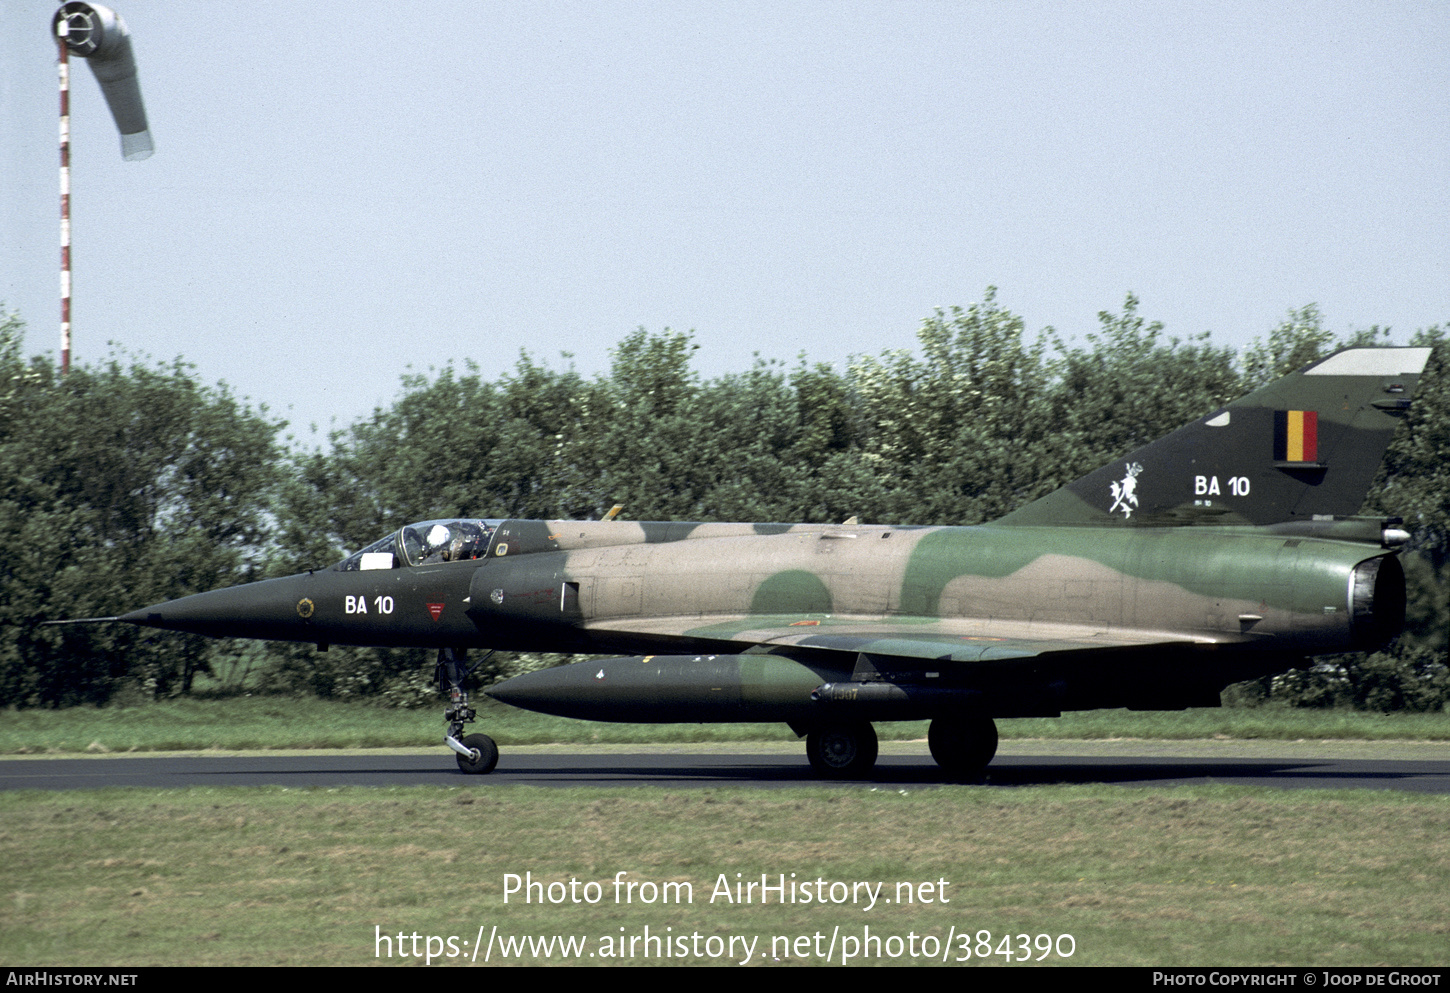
[447,521,487,561]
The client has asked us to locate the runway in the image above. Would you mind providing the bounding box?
[3,742,1449,792]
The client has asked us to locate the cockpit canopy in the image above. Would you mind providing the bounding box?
[333,519,503,571]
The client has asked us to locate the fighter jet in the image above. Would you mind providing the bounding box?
[84,347,1432,778]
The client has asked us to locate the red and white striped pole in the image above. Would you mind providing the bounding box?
[52,3,156,375]
[58,35,72,377]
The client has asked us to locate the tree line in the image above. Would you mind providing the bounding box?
[1,292,1445,709]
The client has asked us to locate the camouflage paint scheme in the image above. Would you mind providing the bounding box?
[113,347,1431,776]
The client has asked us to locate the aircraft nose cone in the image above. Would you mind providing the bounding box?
[121,574,314,640]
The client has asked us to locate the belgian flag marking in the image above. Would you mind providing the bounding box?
[1273,410,1318,462]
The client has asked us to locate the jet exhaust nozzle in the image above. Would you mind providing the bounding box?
[1350,554,1406,650]
[53,2,153,160]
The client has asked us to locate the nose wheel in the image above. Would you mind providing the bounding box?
[454,732,498,774]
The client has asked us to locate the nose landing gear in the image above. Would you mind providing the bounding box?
[437,647,498,774]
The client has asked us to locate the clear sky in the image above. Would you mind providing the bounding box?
[3,1,1446,443]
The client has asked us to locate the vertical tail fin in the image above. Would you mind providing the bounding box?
[994,347,1432,528]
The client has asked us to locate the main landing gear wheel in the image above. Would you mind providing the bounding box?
[806,721,879,779]
[928,716,998,779]
[456,733,499,775]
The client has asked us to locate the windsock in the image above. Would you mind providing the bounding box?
[52,2,153,160]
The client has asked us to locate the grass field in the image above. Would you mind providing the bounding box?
[2,782,1447,967]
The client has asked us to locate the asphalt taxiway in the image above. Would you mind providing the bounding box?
[3,741,1448,792]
